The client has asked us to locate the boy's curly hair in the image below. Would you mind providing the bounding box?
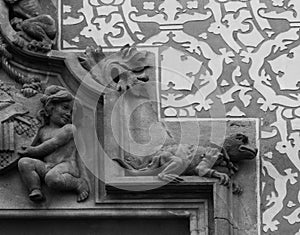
[38,85,74,125]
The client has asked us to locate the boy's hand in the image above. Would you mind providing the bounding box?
[18,146,35,157]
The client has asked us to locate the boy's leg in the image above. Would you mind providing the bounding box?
[44,162,89,202]
[18,157,47,201]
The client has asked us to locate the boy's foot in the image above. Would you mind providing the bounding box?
[76,178,89,202]
[29,189,45,202]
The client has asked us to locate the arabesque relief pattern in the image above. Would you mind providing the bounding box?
[60,0,300,233]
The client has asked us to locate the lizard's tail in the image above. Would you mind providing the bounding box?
[112,158,161,176]
[112,158,133,169]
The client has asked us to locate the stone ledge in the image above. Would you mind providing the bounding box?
[104,176,217,200]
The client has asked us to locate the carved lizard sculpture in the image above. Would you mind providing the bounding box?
[114,133,257,194]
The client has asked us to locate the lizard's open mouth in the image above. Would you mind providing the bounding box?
[239,145,258,158]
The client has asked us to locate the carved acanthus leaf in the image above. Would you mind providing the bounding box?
[79,44,150,91]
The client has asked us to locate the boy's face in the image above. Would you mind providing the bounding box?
[50,101,73,126]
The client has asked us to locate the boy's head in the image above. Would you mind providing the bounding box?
[41,85,74,106]
[39,86,74,126]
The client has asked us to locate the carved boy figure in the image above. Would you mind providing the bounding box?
[18,86,89,202]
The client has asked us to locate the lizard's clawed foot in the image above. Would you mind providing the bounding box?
[158,173,184,183]
[232,182,243,195]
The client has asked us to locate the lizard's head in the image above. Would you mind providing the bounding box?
[223,133,257,162]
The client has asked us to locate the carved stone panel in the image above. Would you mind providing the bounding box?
[1,0,300,234]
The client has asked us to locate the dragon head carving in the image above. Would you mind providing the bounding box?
[80,44,151,92]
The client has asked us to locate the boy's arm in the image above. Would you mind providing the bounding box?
[30,128,42,147]
[19,124,76,159]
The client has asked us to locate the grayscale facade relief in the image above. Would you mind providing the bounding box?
[0,0,300,235]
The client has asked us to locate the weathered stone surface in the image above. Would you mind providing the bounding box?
[8,1,300,234]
